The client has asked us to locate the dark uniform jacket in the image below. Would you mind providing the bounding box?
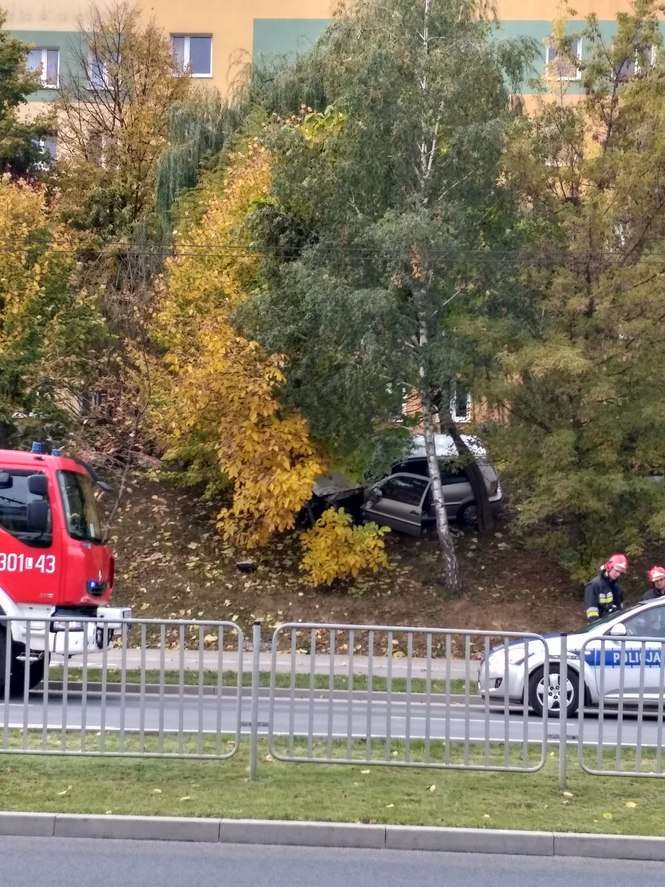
[641,587,665,602]
[584,570,624,622]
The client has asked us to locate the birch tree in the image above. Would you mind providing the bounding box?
[245,0,533,592]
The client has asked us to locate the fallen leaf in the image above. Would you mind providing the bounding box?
[625,801,637,809]
[360,769,370,775]
[602,812,613,820]
[57,785,72,797]
[152,789,162,795]
[562,791,574,798]
[385,803,395,809]
[427,784,436,792]
[179,796,192,802]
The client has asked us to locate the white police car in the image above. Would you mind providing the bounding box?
[478,598,665,717]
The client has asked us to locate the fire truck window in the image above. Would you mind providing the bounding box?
[0,469,52,545]
[57,471,104,542]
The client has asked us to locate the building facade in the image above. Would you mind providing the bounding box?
[3,0,646,114]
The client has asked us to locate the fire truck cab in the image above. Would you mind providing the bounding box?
[0,444,130,693]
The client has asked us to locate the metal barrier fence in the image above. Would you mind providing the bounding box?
[3,615,665,781]
[578,635,665,778]
[267,622,550,772]
[0,616,244,759]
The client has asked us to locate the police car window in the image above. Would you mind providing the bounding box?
[623,606,665,639]
[380,476,429,506]
[0,469,52,546]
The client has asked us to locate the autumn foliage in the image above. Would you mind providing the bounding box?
[300,508,390,587]
[152,138,323,548]
[0,180,107,442]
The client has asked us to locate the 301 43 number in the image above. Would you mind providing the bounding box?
[0,553,56,573]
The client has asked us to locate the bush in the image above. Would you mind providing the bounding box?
[300,508,390,587]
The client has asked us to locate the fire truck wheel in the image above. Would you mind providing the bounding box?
[0,628,46,696]
[10,654,46,694]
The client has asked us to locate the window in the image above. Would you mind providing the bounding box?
[623,605,665,639]
[545,37,583,81]
[88,54,109,90]
[39,135,57,161]
[57,471,104,543]
[26,47,60,88]
[171,35,212,77]
[450,383,472,423]
[379,475,429,506]
[617,44,657,81]
[392,457,468,484]
[0,469,51,546]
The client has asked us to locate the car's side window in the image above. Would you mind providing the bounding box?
[380,476,429,506]
[623,606,665,638]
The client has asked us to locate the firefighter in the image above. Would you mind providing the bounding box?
[641,565,665,602]
[584,553,628,623]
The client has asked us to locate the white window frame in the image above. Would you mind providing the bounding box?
[617,44,657,81]
[27,47,60,89]
[450,384,472,424]
[171,34,213,78]
[545,37,583,82]
[87,53,111,90]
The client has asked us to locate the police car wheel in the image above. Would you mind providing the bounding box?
[528,664,579,717]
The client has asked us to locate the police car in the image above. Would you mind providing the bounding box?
[478,597,665,717]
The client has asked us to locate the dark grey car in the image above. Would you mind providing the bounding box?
[361,459,502,536]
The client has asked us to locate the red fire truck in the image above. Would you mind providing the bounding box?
[0,444,129,693]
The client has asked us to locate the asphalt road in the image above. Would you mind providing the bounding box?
[0,837,663,887]
[3,686,663,749]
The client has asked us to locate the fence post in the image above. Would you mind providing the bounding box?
[249,621,262,780]
[559,632,567,791]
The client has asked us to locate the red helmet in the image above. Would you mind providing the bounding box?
[648,565,665,584]
[604,553,628,575]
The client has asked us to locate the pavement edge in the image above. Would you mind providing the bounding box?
[2,813,665,860]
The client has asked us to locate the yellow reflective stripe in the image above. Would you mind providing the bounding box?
[586,607,600,619]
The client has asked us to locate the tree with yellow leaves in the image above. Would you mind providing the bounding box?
[152,137,324,548]
[0,180,108,446]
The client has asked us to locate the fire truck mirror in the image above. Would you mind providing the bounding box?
[26,500,49,534]
[28,474,48,497]
[0,472,10,488]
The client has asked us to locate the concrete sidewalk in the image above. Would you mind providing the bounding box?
[65,649,475,681]
[1,813,664,861]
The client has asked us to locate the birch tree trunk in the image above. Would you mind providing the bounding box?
[418,308,462,593]
[413,0,462,593]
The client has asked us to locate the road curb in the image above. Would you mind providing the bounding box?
[220,819,385,848]
[385,825,554,855]
[2,813,665,860]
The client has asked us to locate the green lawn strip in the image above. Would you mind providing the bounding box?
[47,667,468,695]
[0,744,663,835]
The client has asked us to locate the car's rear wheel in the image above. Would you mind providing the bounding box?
[458,502,478,527]
[528,663,579,717]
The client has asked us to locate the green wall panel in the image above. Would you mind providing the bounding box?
[253,18,329,65]
[8,30,81,102]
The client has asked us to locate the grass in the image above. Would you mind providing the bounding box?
[48,667,468,695]
[1,741,664,835]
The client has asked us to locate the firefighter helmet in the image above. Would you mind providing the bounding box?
[604,553,628,575]
[647,565,665,584]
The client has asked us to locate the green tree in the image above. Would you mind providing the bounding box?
[55,0,191,237]
[244,0,534,591]
[478,0,665,576]
[0,9,51,176]
[0,180,108,446]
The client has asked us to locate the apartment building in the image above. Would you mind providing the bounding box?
[3,0,644,113]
